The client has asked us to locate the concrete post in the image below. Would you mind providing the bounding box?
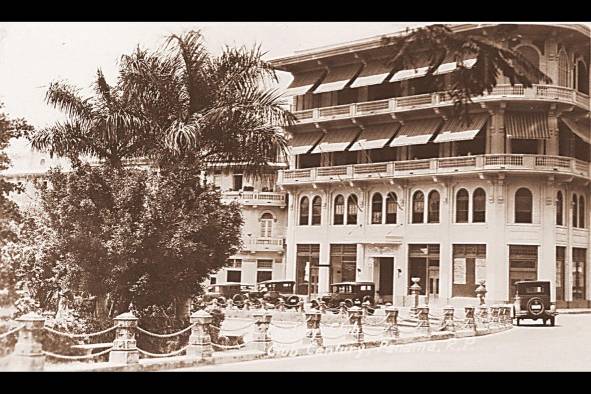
[109,312,139,365]
[478,304,490,330]
[303,310,323,348]
[243,299,251,311]
[9,312,45,371]
[186,310,213,360]
[464,306,476,331]
[319,301,327,314]
[248,311,272,353]
[416,305,430,336]
[226,299,234,310]
[441,306,455,332]
[339,302,347,316]
[409,277,421,315]
[385,306,399,339]
[297,300,305,313]
[362,301,371,317]
[277,298,286,312]
[347,306,363,344]
[490,305,500,327]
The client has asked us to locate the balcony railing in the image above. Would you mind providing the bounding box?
[278,154,590,185]
[293,84,590,124]
[243,237,285,252]
[222,191,287,206]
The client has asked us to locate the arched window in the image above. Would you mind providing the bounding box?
[347,194,358,225]
[412,191,424,223]
[456,189,469,223]
[515,188,533,223]
[260,213,273,238]
[572,194,578,228]
[518,45,540,71]
[579,196,585,228]
[299,197,309,226]
[558,50,571,88]
[473,188,486,223]
[577,60,589,95]
[556,191,564,226]
[385,192,397,224]
[334,195,345,225]
[427,190,440,223]
[371,193,383,224]
[311,196,322,225]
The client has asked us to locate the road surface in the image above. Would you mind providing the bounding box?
[171,314,591,371]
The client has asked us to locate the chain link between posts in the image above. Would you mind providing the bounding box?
[43,325,118,339]
[137,345,191,358]
[0,325,24,340]
[42,347,114,360]
[136,323,196,338]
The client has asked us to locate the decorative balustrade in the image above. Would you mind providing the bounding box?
[279,154,590,185]
[222,191,286,206]
[291,84,589,124]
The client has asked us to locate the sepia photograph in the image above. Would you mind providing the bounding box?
[0,21,589,372]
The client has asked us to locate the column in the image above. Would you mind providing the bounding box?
[540,180,557,301]
[487,177,507,303]
[490,109,506,154]
[319,241,330,295]
[439,182,452,302]
[285,191,297,281]
[565,186,573,303]
[547,112,559,156]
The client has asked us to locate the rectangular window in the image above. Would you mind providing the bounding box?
[452,244,487,297]
[408,244,440,295]
[330,244,357,284]
[227,259,242,268]
[257,259,273,269]
[572,248,587,301]
[232,174,243,191]
[556,246,565,301]
[509,245,538,299]
[226,270,241,283]
[209,276,217,285]
[256,271,272,283]
[298,153,321,169]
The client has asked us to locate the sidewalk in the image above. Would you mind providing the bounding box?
[557,308,591,314]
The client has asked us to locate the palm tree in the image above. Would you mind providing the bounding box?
[384,24,552,117]
[31,30,295,174]
[118,30,295,173]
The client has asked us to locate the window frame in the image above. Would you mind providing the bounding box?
[456,188,469,223]
[515,188,533,224]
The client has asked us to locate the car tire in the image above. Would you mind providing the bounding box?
[362,295,373,305]
[217,296,226,305]
[526,297,546,317]
[287,295,300,306]
[310,299,319,309]
[550,318,555,327]
[232,294,245,304]
[345,299,354,308]
[516,318,520,326]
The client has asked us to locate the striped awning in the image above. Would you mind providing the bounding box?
[312,63,364,94]
[289,131,324,155]
[283,69,326,97]
[389,59,477,83]
[310,128,361,154]
[389,118,442,147]
[560,116,590,144]
[505,112,551,139]
[349,123,400,151]
[349,60,393,89]
[434,114,489,143]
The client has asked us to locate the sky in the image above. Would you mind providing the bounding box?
[0,22,429,130]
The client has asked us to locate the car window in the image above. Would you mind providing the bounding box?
[524,286,544,294]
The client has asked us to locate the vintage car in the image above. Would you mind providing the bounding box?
[201,283,254,305]
[513,280,558,326]
[315,282,376,309]
[243,280,302,307]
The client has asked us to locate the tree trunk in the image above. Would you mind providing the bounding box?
[175,296,191,321]
[94,293,109,320]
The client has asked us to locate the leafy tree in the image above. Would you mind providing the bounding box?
[384,24,552,116]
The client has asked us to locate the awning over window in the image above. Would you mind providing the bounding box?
[312,63,364,94]
[434,113,489,143]
[289,131,324,155]
[505,112,551,139]
[283,69,326,97]
[560,116,590,144]
[349,123,400,151]
[389,118,442,147]
[389,58,477,83]
[349,61,393,89]
[310,127,360,154]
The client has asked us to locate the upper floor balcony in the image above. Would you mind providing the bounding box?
[242,237,285,253]
[291,84,590,126]
[221,191,287,207]
[278,154,590,186]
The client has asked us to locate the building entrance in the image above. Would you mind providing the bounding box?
[377,257,394,303]
[408,244,440,299]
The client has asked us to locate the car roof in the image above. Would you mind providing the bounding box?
[331,282,375,286]
[210,282,242,287]
[259,280,295,284]
[515,280,550,286]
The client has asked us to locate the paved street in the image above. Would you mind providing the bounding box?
[172,314,591,371]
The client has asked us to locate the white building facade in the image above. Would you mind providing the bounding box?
[271,23,591,308]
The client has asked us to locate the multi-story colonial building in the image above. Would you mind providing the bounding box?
[271,23,590,308]
[205,165,288,286]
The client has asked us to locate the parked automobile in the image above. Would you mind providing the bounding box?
[202,283,254,305]
[315,281,376,309]
[513,280,558,326]
[245,280,302,307]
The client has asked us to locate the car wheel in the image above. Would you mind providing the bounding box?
[516,318,520,326]
[362,295,374,306]
[526,297,546,317]
[287,295,300,306]
[310,299,319,309]
[232,293,245,304]
[217,296,226,305]
[550,318,555,327]
[344,299,354,308]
